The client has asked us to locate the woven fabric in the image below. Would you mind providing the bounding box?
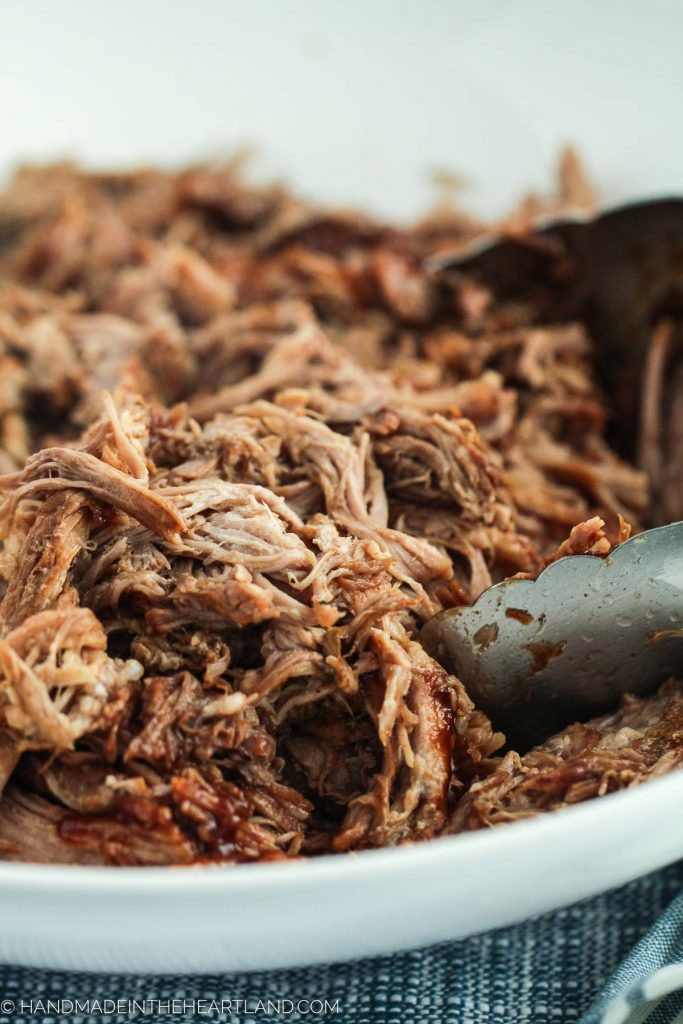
[581,886,683,1024]
[1,863,682,1024]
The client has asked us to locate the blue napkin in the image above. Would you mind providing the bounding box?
[581,880,683,1024]
[1,862,683,1024]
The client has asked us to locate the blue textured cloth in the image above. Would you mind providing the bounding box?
[1,863,683,1023]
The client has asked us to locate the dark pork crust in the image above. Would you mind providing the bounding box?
[0,153,677,866]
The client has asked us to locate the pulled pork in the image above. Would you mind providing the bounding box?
[0,152,677,866]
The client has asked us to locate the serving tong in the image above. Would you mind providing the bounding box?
[422,199,683,749]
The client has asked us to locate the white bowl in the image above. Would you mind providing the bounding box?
[2,773,683,974]
[0,0,682,973]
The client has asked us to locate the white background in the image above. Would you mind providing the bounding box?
[0,1,680,220]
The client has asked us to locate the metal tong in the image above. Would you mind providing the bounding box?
[422,199,683,749]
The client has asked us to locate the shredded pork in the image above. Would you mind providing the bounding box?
[0,152,677,865]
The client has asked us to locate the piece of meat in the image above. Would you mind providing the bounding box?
[123,671,262,770]
[0,787,108,865]
[57,791,201,867]
[0,490,91,630]
[333,626,500,851]
[511,514,632,581]
[449,680,683,832]
[0,447,184,541]
[0,733,17,795]
[55,766,303,865]
[0,607,142,750]
[0,490,95,794]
